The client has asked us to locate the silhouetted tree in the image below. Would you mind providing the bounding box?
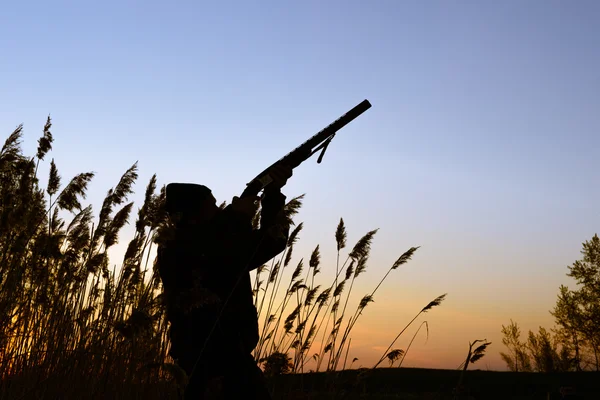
[499,320,532,372]
[551,234,600,371]
[527,327,562,372]
[499,322,574,373]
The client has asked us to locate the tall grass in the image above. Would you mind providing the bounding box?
[0,119,446,399]
[0,119,181,399]
[252,217,447,374]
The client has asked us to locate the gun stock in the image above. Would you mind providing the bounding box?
[241,99,371,198]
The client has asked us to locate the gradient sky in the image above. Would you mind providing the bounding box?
[2,1,599,371]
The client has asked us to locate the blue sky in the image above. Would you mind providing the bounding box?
[2,1,599,369]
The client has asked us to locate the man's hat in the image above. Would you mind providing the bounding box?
[165,183,213,216]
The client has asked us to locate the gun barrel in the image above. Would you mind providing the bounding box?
[312,99,372,142]
[241,99,372,198]
[274,99,371,165]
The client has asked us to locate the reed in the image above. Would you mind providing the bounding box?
[0,119,446,399]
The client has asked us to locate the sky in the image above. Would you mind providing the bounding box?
[1,1,600,371]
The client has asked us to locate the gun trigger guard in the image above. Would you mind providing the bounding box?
[312,134,335,164]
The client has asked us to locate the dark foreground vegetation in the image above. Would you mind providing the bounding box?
[270,368,600,399]
[2,119,598,399]
[0,118,444,398]
[2,367,599,399]
[498,233,600,374]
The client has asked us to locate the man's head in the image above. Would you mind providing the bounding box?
[166,183,220,226]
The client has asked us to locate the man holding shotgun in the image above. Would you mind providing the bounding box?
[157,164,293,399]
[157,99,371,399]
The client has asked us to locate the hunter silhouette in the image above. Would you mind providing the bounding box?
[157,165,292,399]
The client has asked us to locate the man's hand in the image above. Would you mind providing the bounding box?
[231,164,292,219]
[231,195,260,219]
[266,164,293,191]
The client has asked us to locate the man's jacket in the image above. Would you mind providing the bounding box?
[157,191,289,361]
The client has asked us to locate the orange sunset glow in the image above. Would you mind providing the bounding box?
[3,1,600,399]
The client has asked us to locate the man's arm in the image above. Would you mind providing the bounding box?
[246,188,290,270]
[216,164,292,273]
[214,189,290,272]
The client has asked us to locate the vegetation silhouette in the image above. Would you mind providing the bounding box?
[454,339,491,399]
[4,118,598,399]
[0,119,447,399]
[500,234,600,373]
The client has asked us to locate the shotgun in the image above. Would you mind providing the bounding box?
[241,99,372,198]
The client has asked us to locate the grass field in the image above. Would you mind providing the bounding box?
[2,367,599,399]
[266,368,599,399]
